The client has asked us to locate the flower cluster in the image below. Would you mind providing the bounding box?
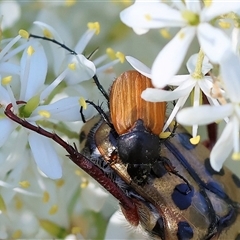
[121,0,240,172]
[0,19,125,238]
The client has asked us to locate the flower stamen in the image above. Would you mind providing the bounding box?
[87,22,100,35]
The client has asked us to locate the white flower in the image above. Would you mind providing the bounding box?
[177,51,240,171]
[31,21,96,84]
[0,40,63,179]
[105,211,146,240]
[0,135,109,238]
[120,1,240,87]
[232,26,240,56]
[0,1,21,30]
[127,54,218,138]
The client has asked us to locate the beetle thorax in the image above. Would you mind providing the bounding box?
[117,119,161,165]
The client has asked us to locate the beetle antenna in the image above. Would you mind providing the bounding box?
[29,33,77,55]
[92,74,109,102]
[80,99,114,129]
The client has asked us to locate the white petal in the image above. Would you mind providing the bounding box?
[197,23,232,63]
[75,29,95,54]
[232,27,240,54]
[0,85,11,104]
[33,21,67,75]
[120,2,185,34]
[0,1,21,29]
[126,56,151,78]
[65,54,96,84]
[0,118,15,147]
[20,41,47,100]
[210,120,234,171]
[28,132,62,179]
[185,0,201,13]
[142,81,194,102]
[167,74,189,86]
[34,97,81,122]
[162,94,189,132]
[201,1,240,22]
[197,77,213,98]
[176,104,233,126]
[220,51,240,102]
[186,54,212,74]
[0,62,20,75]
[105,211,142,239]
[33,21,63,41]
[81,182,109,212]
[232,115,239,153]
[193,84,200,107]
[152,27,195,88]
[132,28,149,35]
[40,68,68,101]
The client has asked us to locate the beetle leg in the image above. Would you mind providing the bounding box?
[4,102,139,216]
[159,157,192,194]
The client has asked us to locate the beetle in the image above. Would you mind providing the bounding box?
[79,70,240,239]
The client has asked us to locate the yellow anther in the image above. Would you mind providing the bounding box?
[169,120,178,129]
[56,179,65,187]
[145,14,152,21]
[19,181,30,188]
[116,51,125,63]
[71,226,81,234]
[232,152,240,160]
[79,97,87,110]
[178,31,185,39]
[43,28,53,39]
[121,0,132,6]
[42,191,50,203]
[1,76,12,85]
[190,135,200,145]
[218,21,231,29]
[15,196,23,210]
[106,48,116,59]
[87,22,100,35]
[38,110,51,118]
[65,0,76,7]
[160,29,171,39]
[68,62,76,70]
[0,195,6,213]
[49,204,58,215]
[203,0,212,7]
[12,230,22,239]
[27,46,35,56]
[80,178,89,188]
[75,169,82,176]
[159,131,171,139]
[19,29,29,39]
